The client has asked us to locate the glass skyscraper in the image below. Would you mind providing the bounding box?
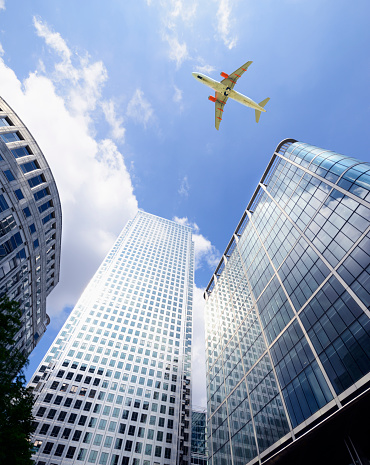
[191,408,208,465]
[204,140,370,465]
[29,211,194,465]
[0,96,61,355]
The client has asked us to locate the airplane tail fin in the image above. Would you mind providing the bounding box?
[255,98,270,123]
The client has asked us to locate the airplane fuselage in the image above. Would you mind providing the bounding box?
[192,72,266,112]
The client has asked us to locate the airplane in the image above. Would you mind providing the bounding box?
[192,61,270,130]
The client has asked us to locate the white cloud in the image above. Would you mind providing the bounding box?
[161,0,198,29]
[173,217,220,270]
[33,17,108,123]
[216,0,238,49]
[149,0,197,68]
[101,100,125,141]
[173,85,183,103]
[0,0,5,11]
[163,34,189,68]
[0,19,138,317]
[34,17,71,63]
[178,175,190,197]
[194,63,216,75]
[126,89,154,127]
[0,42,4,57]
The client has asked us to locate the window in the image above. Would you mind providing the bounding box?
[38,200,52,213]
[93,434,102,446]
[58,411,67,421]
[23,207,31,218]
[50,425,60,437]
[108,421,116,432]
[83,432,92,444]
[36,407,46,417]
[33,440,43,451]
[88,450,98,463]
[28,174,45,188]
[124,440,133,452]
[39,424,50,435]
[155,446,162,457]
[72,430,82,441]
[98,419,107,430]
[66,446,76,459]
[44,393,53,403]
[79,415,87,426]
[64,398,72,407]
[0,132,21,143]
[11,146,31,158]
[118,423,126,434]
[62,428,71,439]
[103,436,113,447]
[68,413,77,424]
[77,448,87,461]
[165,448,171,459]
[114,438,123,450]
[74,399,82,409]
[14,189,24,200]
[84,401,92,411]
[33,239,39,249]
[34,187,50,201]
[43,442,54,455]
[20,160,39,174]
[54,444,65,457]
[0,116,12,127]
[128,425,135,436]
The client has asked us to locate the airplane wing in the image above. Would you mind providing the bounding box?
[215,92,228,130]
[221,61,253,90]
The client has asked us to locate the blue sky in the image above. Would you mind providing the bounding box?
[0,0,369,407]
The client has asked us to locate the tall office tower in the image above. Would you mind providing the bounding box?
[29,211,194,465]
[204,140,370,465]
[0,96,61,355]
[191,408,208,465]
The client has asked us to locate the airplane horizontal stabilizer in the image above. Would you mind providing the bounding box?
[258,97,270,108]
[255,98,270,123]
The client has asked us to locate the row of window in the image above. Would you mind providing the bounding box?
[35,438,172,462]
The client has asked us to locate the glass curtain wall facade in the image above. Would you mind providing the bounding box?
[191,408,208,465]
[0,96,62,355]
[29,211,194,465]
[204,140,370,465]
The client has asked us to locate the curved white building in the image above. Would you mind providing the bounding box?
[0,96,62,355]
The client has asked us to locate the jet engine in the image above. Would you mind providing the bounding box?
[208,95,217,102]
[220,72,229,79]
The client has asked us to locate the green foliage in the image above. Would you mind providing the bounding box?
[0,297,35,465]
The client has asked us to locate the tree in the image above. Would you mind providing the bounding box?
[0,296,35,465]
